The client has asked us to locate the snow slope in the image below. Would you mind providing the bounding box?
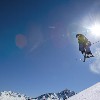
[68,82,100,100]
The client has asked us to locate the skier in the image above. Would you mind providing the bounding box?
[76,33,94,58]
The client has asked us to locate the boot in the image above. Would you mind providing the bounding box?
[87,52,94,57]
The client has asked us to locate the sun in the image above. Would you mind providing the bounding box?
[89,23,100,37]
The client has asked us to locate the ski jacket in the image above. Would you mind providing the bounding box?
[76,34,88,45]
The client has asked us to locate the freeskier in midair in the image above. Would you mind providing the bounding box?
[76,33,94,62]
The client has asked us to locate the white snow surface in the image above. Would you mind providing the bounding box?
[68,82,100,100]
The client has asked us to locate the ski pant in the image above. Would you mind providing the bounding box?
[85,45,91,54]
[79,43,91,53]
[79,44,85,52]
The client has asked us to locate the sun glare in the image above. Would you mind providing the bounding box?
[89,24,100,37]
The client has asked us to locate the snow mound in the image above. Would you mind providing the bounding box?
[68,82,100,100]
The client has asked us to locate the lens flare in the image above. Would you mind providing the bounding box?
[16,34,27,49]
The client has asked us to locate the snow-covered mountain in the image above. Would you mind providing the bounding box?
[0,82,100,100]
[34,89,76,100]
[0,91,32,100]
[0,89,76,100]
[68,82,100,100]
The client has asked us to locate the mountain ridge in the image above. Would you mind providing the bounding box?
[0,88,76,100]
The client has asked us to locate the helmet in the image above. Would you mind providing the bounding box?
[76,34,83,38]
[76,34,80,38]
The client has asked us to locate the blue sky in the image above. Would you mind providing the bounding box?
[0,0,100,97]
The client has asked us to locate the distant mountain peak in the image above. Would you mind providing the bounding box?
[35,88,76,100]
[0,91,31,100]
